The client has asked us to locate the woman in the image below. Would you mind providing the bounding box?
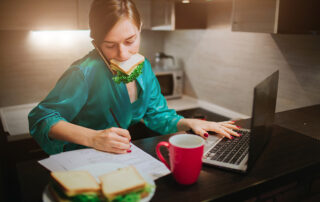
[28,0,240,155]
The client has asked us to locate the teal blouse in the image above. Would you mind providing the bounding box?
[28,50,183,155]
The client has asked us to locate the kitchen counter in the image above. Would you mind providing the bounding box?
[0,103,36,141]
[167,95,248,120]
[166,95,199,111]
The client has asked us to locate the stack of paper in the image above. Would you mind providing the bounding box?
[39,144,170,180]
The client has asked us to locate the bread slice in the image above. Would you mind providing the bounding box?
[50,170,100,197]
[99,166,147,200]
[110,53,145,75]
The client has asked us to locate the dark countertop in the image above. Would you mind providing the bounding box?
[14,122,320,202]
[177,107,229,122]
[2,105,320,201]
[274,104,320,140]
[135,126,320,202]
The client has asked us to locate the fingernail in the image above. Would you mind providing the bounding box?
[127,149,131,153]
[204,133,209,137]
[238,133,242,136]
[230,136,234,139]
[231,121,235,123]
[129,139,131,142]
[237,126,241,129]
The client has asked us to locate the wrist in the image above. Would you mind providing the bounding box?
[177,118,192,131]
[85,129,99,148]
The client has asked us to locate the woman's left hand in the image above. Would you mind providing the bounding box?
[178,118,241,139]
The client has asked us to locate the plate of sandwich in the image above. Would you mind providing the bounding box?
[43,163,156,202]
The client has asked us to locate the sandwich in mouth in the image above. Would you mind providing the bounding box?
[110,53,145,84]
[99,166,153,202]
[49,170,101,202]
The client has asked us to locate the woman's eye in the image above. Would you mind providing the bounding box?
[126,40,135,45]
[105,45,115,49]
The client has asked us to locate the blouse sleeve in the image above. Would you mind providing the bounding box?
[142,67,184,135]
[28,67,88,154]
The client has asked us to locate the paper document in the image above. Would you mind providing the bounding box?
[39,144,170,180]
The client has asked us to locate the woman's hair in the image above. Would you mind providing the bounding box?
[89,0,141,45]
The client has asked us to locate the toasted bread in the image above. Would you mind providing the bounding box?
[50,170,100,197]
[99,166,147,200]
[110,53,145,75]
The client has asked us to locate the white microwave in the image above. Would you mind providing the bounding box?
[155,69,184,100]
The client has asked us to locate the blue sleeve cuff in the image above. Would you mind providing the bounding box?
[30,113,68,155]
[171,115,184,134]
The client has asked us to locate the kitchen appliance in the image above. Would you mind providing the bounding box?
[154,69,184,100]
[154,52,175,70]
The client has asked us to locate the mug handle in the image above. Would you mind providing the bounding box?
[156,141,170,170]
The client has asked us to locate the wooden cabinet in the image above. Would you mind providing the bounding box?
[0,0,211,31]
[277,0,320,34]
[77,0,151,30]
[175,1,207,29]
[134,0,151,29]
[0,0,78,30]
[78,0,208,30]
[232,0,320,34]
[232,0,278,33]
[151,0,207,30]
[0,0,150,30]
[151,0,175,30]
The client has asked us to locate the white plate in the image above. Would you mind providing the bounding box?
[43,162,156,202]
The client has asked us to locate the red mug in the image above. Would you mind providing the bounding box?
[156,134,205,185]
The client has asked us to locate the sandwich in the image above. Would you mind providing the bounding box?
[110,53,145,84]
[99,166,153,202]
[49,170,101,202]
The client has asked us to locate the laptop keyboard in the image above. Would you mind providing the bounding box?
[204,130,250,165]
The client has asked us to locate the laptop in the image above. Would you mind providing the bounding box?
[202,70,279,173]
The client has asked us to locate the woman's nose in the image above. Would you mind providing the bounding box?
[117,44,131,62]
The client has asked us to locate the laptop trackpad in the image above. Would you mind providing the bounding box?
[204,133,224,152]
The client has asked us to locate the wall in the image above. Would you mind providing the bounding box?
[0,30,165,107]
[163,0,320,115]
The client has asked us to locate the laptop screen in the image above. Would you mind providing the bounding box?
[248,71,279,169]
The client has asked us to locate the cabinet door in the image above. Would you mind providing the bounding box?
[151,0,175,30]
[175,2,207,29]
[151,0,208,30]
[78,0,151,30]
[134,0,151,29]
[232,0,279,33]
[232,0,320,34]
[277,0,320,34]
[0,0,78,30]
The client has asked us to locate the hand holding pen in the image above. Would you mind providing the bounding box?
[89,109,131,154]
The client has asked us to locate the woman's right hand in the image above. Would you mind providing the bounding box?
[90,127,131,154]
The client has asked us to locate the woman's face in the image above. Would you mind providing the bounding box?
[100,17,141,62]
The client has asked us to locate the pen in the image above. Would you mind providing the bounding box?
[109,108,121,128]
[110,108,132,153]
